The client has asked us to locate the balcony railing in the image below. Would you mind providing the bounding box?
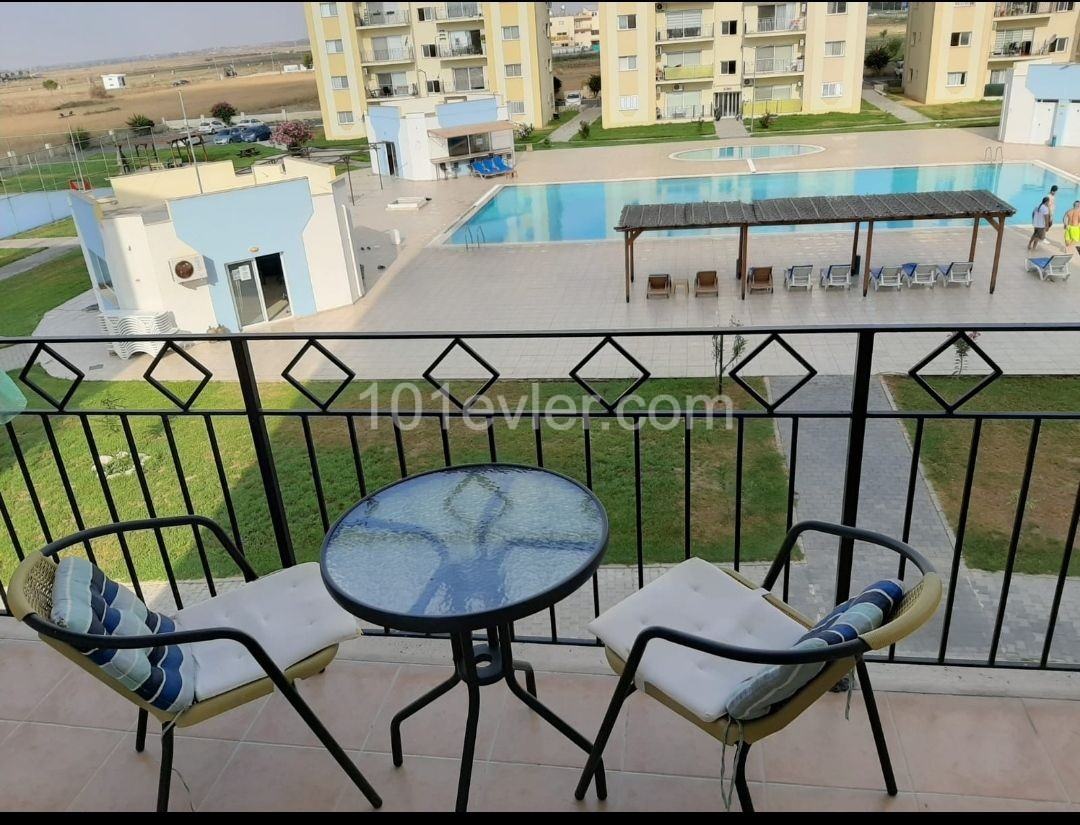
[984,82,1006,96]
[659,104,712,120]
[744,16,806,34]
[656,23,714,41]
[994,1,1053,16]
[746,58,804,76]
[355,7,411,27]
[361,46,415,63]
[438,43,486,58]
[437,3,483,21]
[659,64,714,81]
[366,83,418,99]
[989,40,1046,57]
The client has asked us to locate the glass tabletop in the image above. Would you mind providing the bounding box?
[320,464,609,632]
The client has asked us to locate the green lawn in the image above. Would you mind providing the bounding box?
[571,120,716,143]
[886,375,1080,576]
[0,249,90,337]
[0,374,791,584]
[752,100,903,134]
[308,135,369,150]
[199,143,286,170]
[11,217,77,239]
[910,100,1003,121]
[0,247,45,267]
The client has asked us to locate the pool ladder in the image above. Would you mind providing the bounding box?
[463,225,486,251]
[983,146,1004,165]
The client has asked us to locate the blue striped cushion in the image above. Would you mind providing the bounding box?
[51,557,195,714]
[725,579,905,721]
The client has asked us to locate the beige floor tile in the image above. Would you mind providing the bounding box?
[177,696,268,742]
[30,665,139,731]
[0,722,122,810]
[489,670,624,770]
[889,693,1066,802]
[244,660,398,750]
[1022,698,1080,803]
[69,732,238,812]
[334,752,462,812]
[915,793,1077,812]
[0,719,18,745]
[0,640,72,721]
[765,784,918,811]
[471,761,610,812]
[608,770,760,812]
[364,664,509,760]
[759,690,911,791]
[198,742,349,811]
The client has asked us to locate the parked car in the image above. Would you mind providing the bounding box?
[239,123,272,142]
[197,118,226,134]
[233,117,264,129]
[212,127,244,145]
[171,78,190,86]
[564,91,583,108]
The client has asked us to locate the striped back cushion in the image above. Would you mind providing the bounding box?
[50,557,195,714]
[724,579,905,721]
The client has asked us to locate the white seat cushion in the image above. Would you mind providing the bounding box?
[587,558,807,723]
[173,563,361,701]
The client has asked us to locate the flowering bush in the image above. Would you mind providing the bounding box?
[210,101,237,124]
[272,120,314,152]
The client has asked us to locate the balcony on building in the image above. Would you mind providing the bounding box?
[366,83,419,100]
[355,5,411,27]
[993,2,1054,18]
[745,57,805,76]
[656,23,715,42]
[436,2,484,22]
[438,42,486,59]
[361,46,415,64]
[657,64,715,83]
[743,15,806,35]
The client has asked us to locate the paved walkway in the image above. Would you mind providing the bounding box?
[714,117,748,139]
[0,239,79,281]
[549,104,602,142]
[861,83,930,124]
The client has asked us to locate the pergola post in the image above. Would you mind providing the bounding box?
[629,229,639,287]
[862,220,875,296]
[969,215,980,263]
[738,224,748,300]
[623,232,631,302]
[988,214,1004,294]
[850,220,861,277]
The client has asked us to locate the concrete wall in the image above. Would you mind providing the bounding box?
[999,61,1080,147]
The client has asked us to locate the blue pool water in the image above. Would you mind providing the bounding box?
[448,162,1077,245]
[672,144,823,161]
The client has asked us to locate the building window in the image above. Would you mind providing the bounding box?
[721,20,738,35]
[331,75,349,89]
[505,63,522,76]
[946,71,967,86]
[755,84,791,101]
[1054,1,1074,10]
[453,66,485,90]
[720,60,737,74]
[326,39,344,54]
[422,44,437,57]
[821,82,842,98]
[619,95,639,110]
[507,100,525,115]
[1050,36,1069,52]
[417,6,435,21]
[950,31,971,46]
[955,1,974,5]
[618,55,637,71]
[502,25,520,40]
[827,1,847,13]
[824,40,846,56]
[989,69,1007,84]
[320,2,337,17]
[618,14,637,30]
[427,79,442,93]
[90,251,116,308]
[338,111,355,124]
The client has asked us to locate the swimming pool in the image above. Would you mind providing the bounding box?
[447,162,1077,245]
[671,144,823,161]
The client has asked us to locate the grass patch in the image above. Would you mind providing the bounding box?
[199,143,285,170]
[307,135,369,150]
[0,374,791,584]
[571,120,715,143]
[911,100,1002,121]
[886,375,1080,576]
[0,247,45,267]
[11,217,77,239]
[0,249,90,337]
[753,100,903,134]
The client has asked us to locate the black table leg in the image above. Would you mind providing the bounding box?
[391,670,461,766]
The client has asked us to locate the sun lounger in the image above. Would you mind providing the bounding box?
[819,263,852,290]
[747,266,774,294]
[471,159,498,178]
[694,270,719,297]
[937,261,973,287]
[784,264,813,291]
[490,156,515,176]
[646,273,672,299]
[871,265,904,290]
[901,262,937,288]
[1026,255,1072,282]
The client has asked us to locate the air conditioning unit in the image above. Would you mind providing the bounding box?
[656,2,665,10]
[672,83,683,91]
[169,254,208,285]
[743,78,754,87]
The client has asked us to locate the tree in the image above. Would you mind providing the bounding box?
[70,128,91,150]
[210,101,237,124]
[272,120,314,153]
[886,36,905,59]
[711,317,746,396]
[864,46,891,75]
[553,75,562,96]
[125,113,154,135]
[302,51,314,69]
[42,79,58,91]
[586,73,601,97]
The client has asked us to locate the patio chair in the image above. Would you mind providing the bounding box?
[694,270,719,297]
[819,263,852,290]
[901,262,936,288]
[870,265,904,291]
[6,516,382,812]
[784,264,813,291]
[1026,254,1072,282]
[490,155,516,177]
[471,159,498,178]
[646,273,672,299]
[746,266,774,294]
[937,261,974,287]
[574,520,942,813]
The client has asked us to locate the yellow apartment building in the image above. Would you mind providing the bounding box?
[551,8,601,50]
[305,2,554,140]
[904,1,1080,104]
[598,2,867,128]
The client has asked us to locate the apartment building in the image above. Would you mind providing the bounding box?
[598,2,867,128]
[551,8,600,51]
[903,2,1080,104]
[305,2,554,140]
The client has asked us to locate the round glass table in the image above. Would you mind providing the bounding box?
[321,464,609,812]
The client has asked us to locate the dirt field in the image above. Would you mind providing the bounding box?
[553,53,601,99]
[0,50,319,151]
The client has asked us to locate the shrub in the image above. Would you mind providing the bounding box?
[42,79,58,91]
[210,101,237,124]
[272,120,314,152]
[125,113,154,134]
[70,128,91,149]
[554,75,562,95]
[886,36,905,59]
[577,120,591,139]
[758,112,776,130]
[89,84,108,99]
[541,137,551,147]
[302,51,314,69]
[586,74,601,97]
[864,46,891,75]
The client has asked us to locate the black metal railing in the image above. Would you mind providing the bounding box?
[438,43,485,58]
[362,46,414,63]
[994,1,1053,16]
[656,24,714,41]
[355,7,411,26]
[2,324,1079,673]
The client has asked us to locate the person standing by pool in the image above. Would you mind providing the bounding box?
[1065,200,1080,257]
[1048,185,1059,222]
[1028,196,1051,251]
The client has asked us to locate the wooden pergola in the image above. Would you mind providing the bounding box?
[615,190,1017,301]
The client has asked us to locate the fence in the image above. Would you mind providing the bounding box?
[1,324,1078,671]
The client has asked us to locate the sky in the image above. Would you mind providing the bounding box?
[3,2,309,68]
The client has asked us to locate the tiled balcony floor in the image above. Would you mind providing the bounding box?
[1,623,1078,812]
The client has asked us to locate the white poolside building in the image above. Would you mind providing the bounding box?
[999,62,1080,148]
